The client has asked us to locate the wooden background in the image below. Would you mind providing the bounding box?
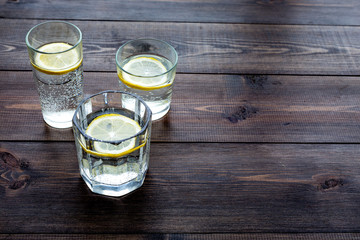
[1,0,360,239]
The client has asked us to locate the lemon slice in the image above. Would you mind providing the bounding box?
[85,113,142,156]
[33,42,82,75]
[119,56,170,90]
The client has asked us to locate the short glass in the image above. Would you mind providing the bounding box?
[116,38,178,121]
[26,21,83,128]
[72,90,152,197]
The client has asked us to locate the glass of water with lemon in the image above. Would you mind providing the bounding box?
[72,90,152,197]
[26,21,83,128]
[116,39,178,120]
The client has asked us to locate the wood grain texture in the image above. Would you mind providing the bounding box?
[1,0,360,26]
[3,19,360,75]
[2,71,360,143]
[1,142,360,233]
[1,233,360,240]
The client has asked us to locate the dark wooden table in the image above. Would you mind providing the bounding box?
[2,0,360,239]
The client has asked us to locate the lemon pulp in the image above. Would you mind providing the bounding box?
[119,55,171,90]
[85,113,142,155]
[33,42,82,74]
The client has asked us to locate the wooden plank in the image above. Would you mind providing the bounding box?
[1,142,360,233]
[1,233,360,240]
[1,0,360,26]
[2,19,360,75]
[2,71,360,143]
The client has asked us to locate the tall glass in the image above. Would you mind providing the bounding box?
[116,39,178,120]
[72,91,152,197]
[26,21,83,128]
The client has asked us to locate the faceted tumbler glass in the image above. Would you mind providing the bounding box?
[72,90,152,197]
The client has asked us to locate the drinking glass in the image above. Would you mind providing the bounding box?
[116,38,178,120]
[26,21,83,128]
[72,90,152,197]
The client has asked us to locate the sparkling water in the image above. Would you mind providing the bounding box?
[33,64,83,128]
[119,82,173,120]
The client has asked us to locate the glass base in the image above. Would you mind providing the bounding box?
[81,169,147,197]
[152,105,170,121]
[43,110,74,128]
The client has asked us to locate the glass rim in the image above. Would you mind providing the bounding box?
[25,20,82,55]
[115,38,178,78]
[72,90,152,144]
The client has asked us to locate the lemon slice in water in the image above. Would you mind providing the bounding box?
[119,56,170,90]
[33,42,82,75]
[85,113,141,156]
